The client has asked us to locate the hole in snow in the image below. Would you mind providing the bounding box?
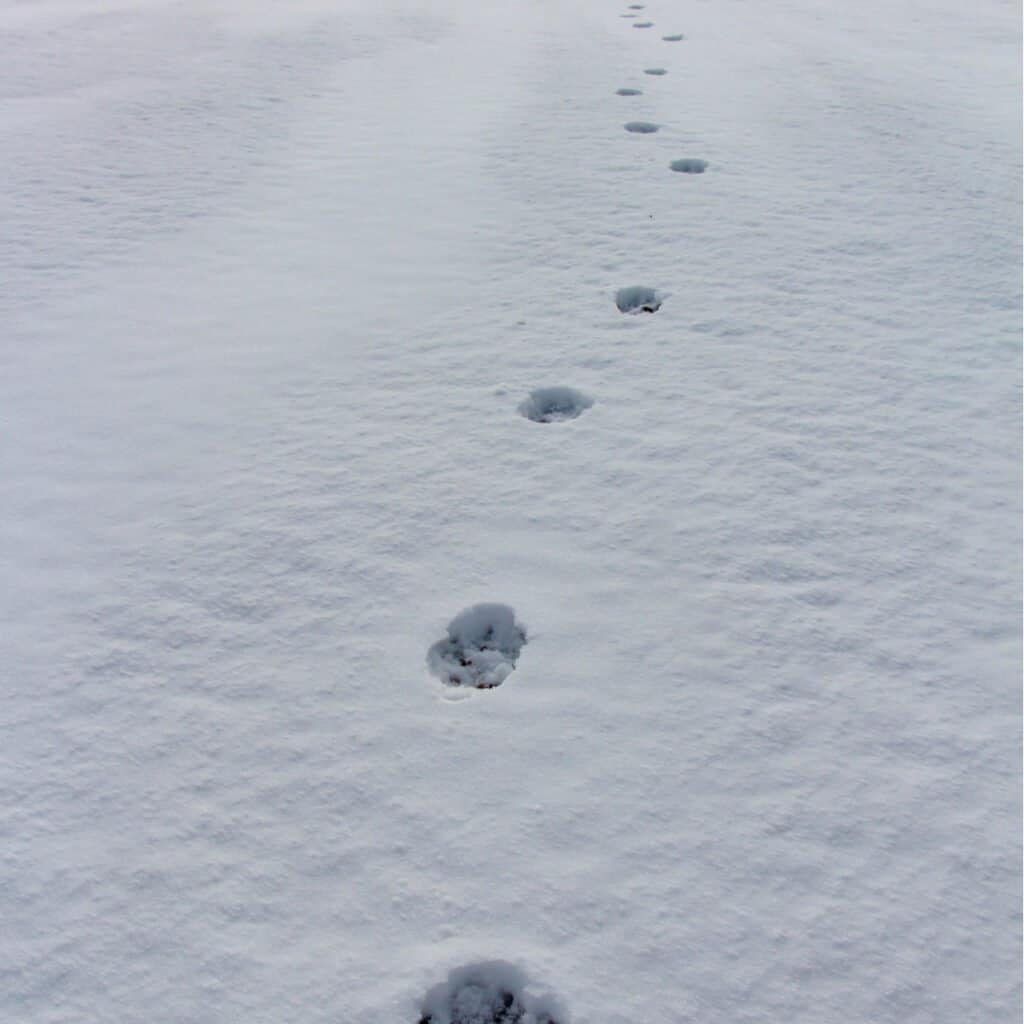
[670,158,708,174]
[616,285,664,314]
[633,21,654,28]
[518,387,593,423]
[628,3,645,8]
[616,87,643,96]
[427,604,527,689]
[419,963,563,1024]
[624,121,659,134]
[662,33,685,41]
[644,67,668,76]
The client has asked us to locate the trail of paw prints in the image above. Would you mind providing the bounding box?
[418,963,564,1024]
[427,604,527,689]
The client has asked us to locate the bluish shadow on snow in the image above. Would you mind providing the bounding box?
[418,962,565,1024]
[616,87,643,96]
[518,387,593,423]
[662,33,685,41]
[615,285,665,313]
[643,67,667,76]
[427,604,527,689]
[624,121,659,134]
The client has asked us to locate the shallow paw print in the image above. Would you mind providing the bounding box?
[518,386,593,423]
[427,604,527,689]
[418,963,564,1024]
[670,158,708,174]
[616,285,665,313]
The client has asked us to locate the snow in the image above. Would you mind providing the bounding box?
[1,0,1020,1022]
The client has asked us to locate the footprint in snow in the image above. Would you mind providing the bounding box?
[628,3,645,7]
[633,21,654,27]
[616,87,643,96]
[624,121,659,133]
[427,604,527,689]
[662,33,685,41]
[519,386,593,423]
[644,67,668,75]
[670,158,708,174]
[616,285,665,313]
[419,963,563,1024]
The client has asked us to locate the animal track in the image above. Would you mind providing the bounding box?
[616,285,664,314]
[518,386,593,423]
[624,121,659,133]
[627,3,645,7]
[616,87,643,96]
[427,604,527,689]
[633,21,654,28]
[643,67,668,76]
[419,963,563,1024]
[670,158,708,173]
[662,33,685,41]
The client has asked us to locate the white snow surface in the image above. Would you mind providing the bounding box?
[2,0,1021,1021]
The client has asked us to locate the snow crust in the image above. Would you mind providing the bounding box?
[1,0,1020,1022]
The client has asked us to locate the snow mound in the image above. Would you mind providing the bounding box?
[624,121,659,134]
[615,285,665,313]
[419,963,563,1024]
[518,387,593,423]
[427,605,527,689]
[669,158,708,174]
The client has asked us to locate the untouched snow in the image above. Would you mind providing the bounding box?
[2,0,1021,1021]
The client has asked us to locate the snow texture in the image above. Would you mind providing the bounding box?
[1,0,1020,1022]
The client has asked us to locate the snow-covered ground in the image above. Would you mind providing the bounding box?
[2,0,1021,1021]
